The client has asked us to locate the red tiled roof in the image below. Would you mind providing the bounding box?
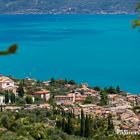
[33,90,50,94]
[120,125,130,130]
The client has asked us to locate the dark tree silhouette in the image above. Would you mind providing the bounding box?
[0,44,18,56]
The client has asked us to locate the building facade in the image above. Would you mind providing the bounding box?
[32,90,50,101]
[0,76,18,95]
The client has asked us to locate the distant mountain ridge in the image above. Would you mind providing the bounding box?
[0,0,139,14]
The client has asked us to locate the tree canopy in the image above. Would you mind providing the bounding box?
[132,3,140,28]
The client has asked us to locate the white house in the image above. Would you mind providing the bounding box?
[0,95,5,104]
[32,90,50,101]
[0,76,18,95]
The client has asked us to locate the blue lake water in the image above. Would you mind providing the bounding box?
[0,14,140,93]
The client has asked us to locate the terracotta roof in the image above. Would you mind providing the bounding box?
[0,76,13,82]
[120,125,130,130]
[33,90,50,94]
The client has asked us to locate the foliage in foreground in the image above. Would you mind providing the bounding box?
[0,109,139,140]
[0,44,17,56]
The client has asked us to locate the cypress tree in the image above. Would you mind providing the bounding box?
[67,117,73,135]
[107,114,114,133]
[89,115,94,137]
[56,120,62,129]
[64,120,68,133]
[61,109,65,117]
[13,94,16,103]
[85,115,94,137]
[17,84,24,98]
[116,85,121,93]
[5,93,9,104]
[72,111,75,118]
[62,117,65,131]
[84,115,89,137]
[50,78,55,86]
[80,109,85,137]
[10,93,13,103]
[0,104,3,112]
[10,93,16,104]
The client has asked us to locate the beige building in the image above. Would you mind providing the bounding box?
[32,90,50,101]
[55,93,75,105]
[0,76,18,94]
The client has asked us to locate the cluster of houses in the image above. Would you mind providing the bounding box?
[60,94,140,133]
[61,103,140,133]
[0,75,140,133]
[0,75,51,105]
[54,84,99,105]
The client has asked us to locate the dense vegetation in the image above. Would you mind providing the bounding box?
[0,108,140,140]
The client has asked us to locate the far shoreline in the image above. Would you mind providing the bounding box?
[0,13,138,16]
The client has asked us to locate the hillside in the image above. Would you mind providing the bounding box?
[0,0,139,14]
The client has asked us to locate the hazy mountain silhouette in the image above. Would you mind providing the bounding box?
[0,0,139,14]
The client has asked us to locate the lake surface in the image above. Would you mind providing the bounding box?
[0,14,139,93]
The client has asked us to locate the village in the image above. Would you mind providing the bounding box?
[0,75,140,135]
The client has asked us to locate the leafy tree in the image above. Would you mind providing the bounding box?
[16,97,26,105]
[100,91,108,106]
[25,95,33,104]
[1,115,10,129]
[30,123,46,140]
[68,80,76,85]
[106,86,116,94]
[84,96,94,104]
[133,3,140,28]
[49,78,55,86]
[93,86,101,91]
[132,19,140,28]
